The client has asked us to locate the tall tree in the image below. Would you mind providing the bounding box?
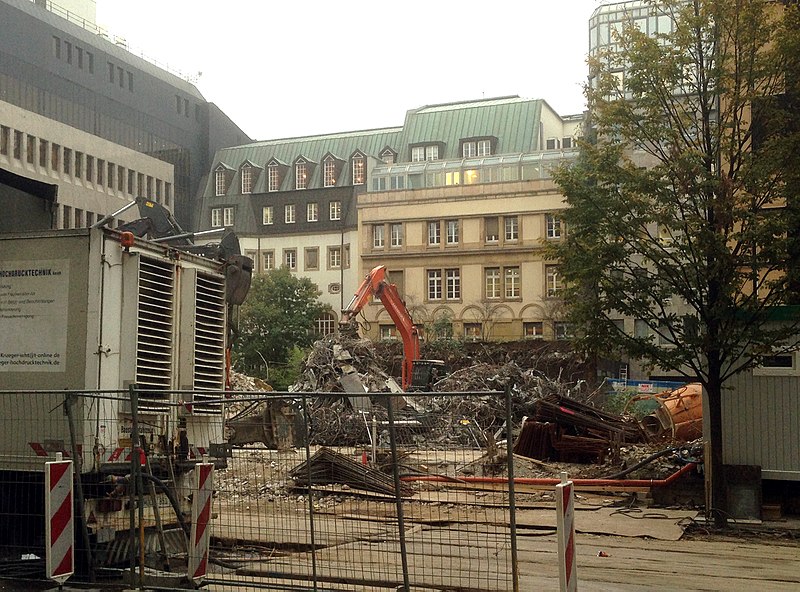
[552,0,800,526]
[234,267,330,378]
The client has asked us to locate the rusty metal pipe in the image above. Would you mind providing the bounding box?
[401,462,697,489]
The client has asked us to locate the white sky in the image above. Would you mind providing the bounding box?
[95,0,605,141]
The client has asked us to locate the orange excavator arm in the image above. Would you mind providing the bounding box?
[342,265,420,390]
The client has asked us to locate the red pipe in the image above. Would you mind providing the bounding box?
[401,462,697,489]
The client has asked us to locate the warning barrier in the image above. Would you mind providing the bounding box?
[188,462,214,584]
[45,452,74,585]
[556,472,577,592]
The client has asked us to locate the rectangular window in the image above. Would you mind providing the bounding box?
[211,208,222,227]
[138,173,145,196]
[412,145,439,162]
[464,323,482,340]
[379,325,398,340]
[0,126,9,155]
[51,143,60,170]
[26,135,35,164]
[462,141,477,158]
[329,200,341,220]
[87,51,94,73]
[38,139,48,168]
[427,270,443,300]
[118,166,125,191]
[63,148,72,175]
[128,169,136,194]
[86,156,94,182]
[328,247,341,269]
[146,176,153,197]
[215,170,226,196]
[546,214,562,239]
[446,219,459,245]
[62,205,72,229]
[74,208,83,228]
[477,139,491,156]
[268,165,280,191]
[546,265,563,297]
[373,225,385,248]
[118,66,124,88]
[428,221,441,246]
[76,46,83,69]
[65,41,72,64]
[108,62,115,84]
[505,266,520,299]
[128,71,133,92]
[324,159,336,187]
[262,250,275,271]
[445,171,461,186]
[284,249,297,270]
[285,204,296,223]
[75,152,83,179]
[485,268,501,299]
[546,138,558,150]
[295,163,307,190]
[305,247,319,270]
[53,36,61,59]
[107,162,115,188]
[352,156,365,185]
[97,159,104,185]
[262,206,274,225]
[562,137,573,149]
[307,202,319,222]
[223,206,234,226]
[390,223,403,247]
[554,322,572,340]
[446,268,461,300]
[524,322,544,339]
[483,211,498,234]
[12,130,22,159]
[241,167,252,193]
[505,216,519,241]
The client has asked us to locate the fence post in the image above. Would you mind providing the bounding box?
[301,391,319,590]
[504,385,520,592]
[556,471,578,592]
[386,397,411,592]
[45,451,74,585]
[188,460,214,584]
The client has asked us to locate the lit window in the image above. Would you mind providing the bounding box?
[445,171,460,186]
[262,206,274,225]
[284,249,297,270]
[268,165,280,191]
[223,207,234,226]
[285,204,296,223]
[446,268,461,300]
[307,202,318,222]
[324,157,336,187]
[211,208,222,227]
[262,251,274,271]
[295,163,307,190]
[352,156,365,185]
[546,214,562,239]
[427,270,443,300]
[381,149,395,164]
[505,266,520,299]
[390,223,403,247]
[329,247,341,269]
[485,268,501,299]
[330,201,341,221]
[446,220,459,245]
[505,216,519,241]
[428,221,441,246]
[546,265,563,297]
[373,225,385,248]
[215,169,226,196]
[241,165,253,194]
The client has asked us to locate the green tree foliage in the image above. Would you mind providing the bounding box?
[551,0,800,525]
[234,267,330,378]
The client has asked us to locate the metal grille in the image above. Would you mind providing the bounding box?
[135,256,175,412]
[191,272,227,413]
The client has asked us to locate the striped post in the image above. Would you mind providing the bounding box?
[45,452,74,585]
[188,462,214,584]
[556,471,578,592]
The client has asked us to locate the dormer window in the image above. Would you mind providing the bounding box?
[268,164,280,191]
[323,156,337,187]
[296,162,307,190]
[241,165,253,194]
[461,138,494,158]
[380,148,397,165]
[352,154,365,185]
[411,144,439,162]
[214,169,227,197]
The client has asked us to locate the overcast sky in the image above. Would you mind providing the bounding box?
[96,0,605,141]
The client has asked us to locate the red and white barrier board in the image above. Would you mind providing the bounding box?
[45,453,74,584]
[188,462,214,584]
[556,472,578,592]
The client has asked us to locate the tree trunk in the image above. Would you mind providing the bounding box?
[705,372,728,528]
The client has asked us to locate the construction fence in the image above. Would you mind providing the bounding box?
[0,387,523,591]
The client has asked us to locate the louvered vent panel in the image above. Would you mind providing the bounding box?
[136,256,174,412]
[191,272,226,413]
